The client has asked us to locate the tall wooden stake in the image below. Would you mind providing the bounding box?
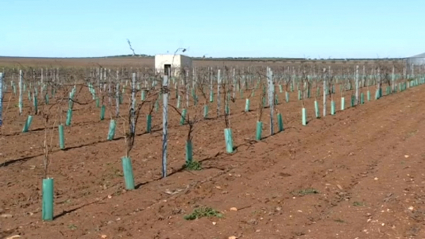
[392,66,395,92]
[322,68,327,117]
[217,69,221,117]
[130,73,136,134]
[232,68,236,99]
[115,71,120,118]
[19,70,23,115]
[267,67,274,135]
[185,70,189,108]
[355,65,359,105]
[162,75,169,178]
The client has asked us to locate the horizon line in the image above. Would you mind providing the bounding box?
[0,55,408,61]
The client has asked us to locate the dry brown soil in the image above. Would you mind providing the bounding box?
[0,59,424,239]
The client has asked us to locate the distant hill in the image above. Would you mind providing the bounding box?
[105,54,154,58]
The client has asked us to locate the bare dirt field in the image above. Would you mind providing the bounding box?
[0,56,404,69]
[0,58,424,239]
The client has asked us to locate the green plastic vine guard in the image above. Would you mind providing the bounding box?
[121,157,135,190]
[255,121,263,140]
[22,115,33,132]
[68,95,74,109]
[107,120,116,140]
[224,128,234,153]
[58,124,65,149]
[100,105,105,120]
[375,89,380,100]
[42,178,54,221]
[33,95,38,113]
[209,92,214,102]
[203,105,209,118]
[341,97,345,110]
[180,109,187,125]
[146,115,152,133]
[331,101,335,115]
[302,108,307,126]
[314,100,320,118]
[65,109,72,126]
[185,140,193,164]
[277,113,284,132]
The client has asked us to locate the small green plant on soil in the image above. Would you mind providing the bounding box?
[353,201,365,207]
[185,161,202,171]
[334,219,345,223]
[291,188,319,196]
[251,210,260,215]
[112,189,123,197]
[407,130,417,138]
[68,224,78,230]
[114,168,124,177]
[184,207,223,220]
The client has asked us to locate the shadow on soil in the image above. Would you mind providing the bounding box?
[54,198,106,220]
[0,129,163,167]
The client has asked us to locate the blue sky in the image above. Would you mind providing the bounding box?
[1,0,423,58]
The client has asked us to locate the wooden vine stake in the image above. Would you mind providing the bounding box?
[162,74,169,178]
[267,67,274,135]
[392,66,395,93]
[355,65,359,105]
[322,68,327,117]
[256,82,265,140]
[121,73,137,190]
[19,70,23,115]
[115,70,120,118]
[217,69,221,117]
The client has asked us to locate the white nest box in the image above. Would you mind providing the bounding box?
[155,54,192,76]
